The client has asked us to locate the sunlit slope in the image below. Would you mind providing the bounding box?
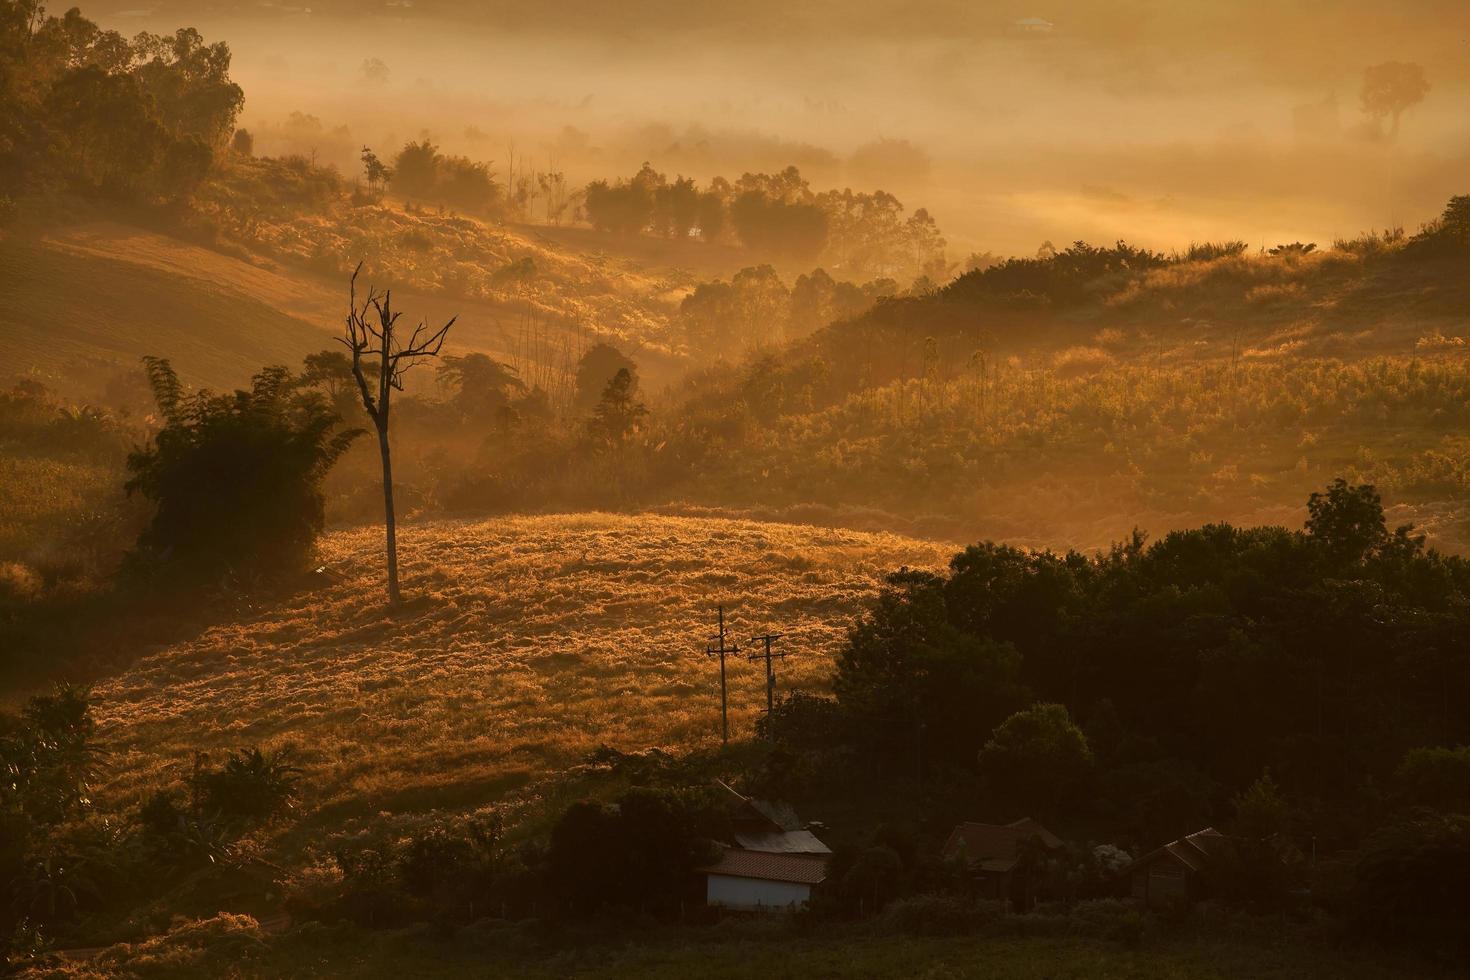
[94,513,952,813]
[2,233,336,393]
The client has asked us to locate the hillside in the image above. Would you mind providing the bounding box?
[1,232,334,396]
[1,202,693,399]
[91,513,952,821]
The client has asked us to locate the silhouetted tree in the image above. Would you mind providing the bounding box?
[573,343,636,413]
[1360,61,1429,139]
[341,265,455,605]
[360,57,389,85]
[1435,195,1470,247]
[1305,477,1388,566]
[587,368,646,446]
[437,352,522,422]
[391,138,439,199]
[360,146,391,194]
[124,357,360,581]
[977,703,1094,819]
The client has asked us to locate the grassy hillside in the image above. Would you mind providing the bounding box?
[91,513,951,820]
[673,356,1470,552]
[0,234,335,395]
[2,182,697,400]
[192,156,691,359]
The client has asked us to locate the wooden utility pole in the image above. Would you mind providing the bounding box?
[747,632,787,715]
[705,606,739,744]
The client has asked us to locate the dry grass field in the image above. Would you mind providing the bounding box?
[91,513,953,824]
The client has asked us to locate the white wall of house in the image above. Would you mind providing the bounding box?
[706,874,811,911]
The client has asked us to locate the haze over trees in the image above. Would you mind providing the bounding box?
[0,0,242,203]
[581,162,948,282]
[1360,61,1430,140]
[6,0,1470,972]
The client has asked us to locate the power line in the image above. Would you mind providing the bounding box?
[747,632,787,717]
[705,605,739,745]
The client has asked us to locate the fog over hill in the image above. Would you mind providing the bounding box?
[90,0,1470,257]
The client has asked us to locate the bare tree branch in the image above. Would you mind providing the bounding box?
[339,261,455,605]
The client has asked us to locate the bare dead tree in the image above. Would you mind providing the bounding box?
[341,263,455,605]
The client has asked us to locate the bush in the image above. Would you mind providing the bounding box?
[1,684,99,824]
[137,788,234,867]
[1350,812,1470,959]
[1394,745,1470,811]
[878,894,1002,936]
[191,747,302,823]
[1179,240,1249,262]
[547,788,721,917]
[1067,898,1151,946]
[124,358,360,583]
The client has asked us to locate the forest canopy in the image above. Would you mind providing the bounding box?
[0,1,243,203]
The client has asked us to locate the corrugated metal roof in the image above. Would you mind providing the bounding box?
[698,848,829,885]
[734,830,833,855]
[1120,827,1224,877]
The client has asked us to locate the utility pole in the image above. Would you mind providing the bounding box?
[747,632,787,716]
[705,606,739,745]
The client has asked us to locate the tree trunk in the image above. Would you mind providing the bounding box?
[377,423,400,605]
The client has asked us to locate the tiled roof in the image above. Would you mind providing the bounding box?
[698,848,829,885]
[1006,817,1064,849]
[942,819,1062,873]
[733,830,832,855]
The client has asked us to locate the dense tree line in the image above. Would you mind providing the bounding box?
[581,163,948,283]
[679,265,902,355]
[0,0,242,207]
[378,138,503,215]
[760,482,1470,856]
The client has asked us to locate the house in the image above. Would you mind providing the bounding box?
[1014,16,1055,34]
[1121,827,1225,909]
[697,781,831,912]
[699,848,829,912]
[942,818,1063,910]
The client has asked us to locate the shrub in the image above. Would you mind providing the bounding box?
[191,747,302,823]
[756,691,845,749]
[124,358,360,583]
[1350,812,1470,961]
[547,788,721,917]
[1333,227,1405,256]
[878,893,1002,936]
[397,814,502,902]
[0,562,43,603]
[1,684,99,824]
[1067,898,1151,946]
[1180,240,1249,262]
[334,846,404,927]
[1396,746,1470,811]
